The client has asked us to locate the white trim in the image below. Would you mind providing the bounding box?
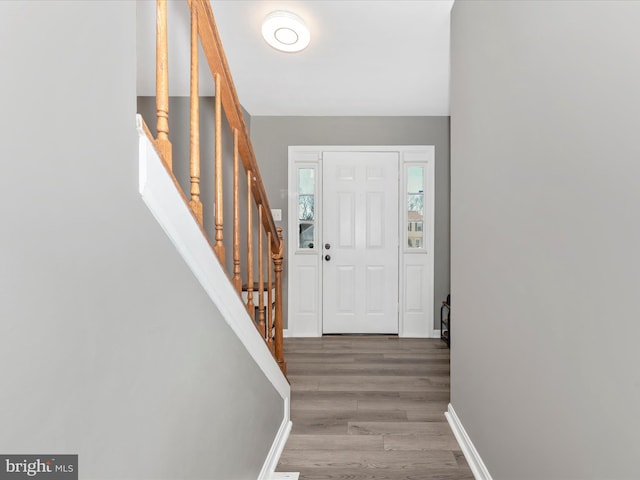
[269,474,299,480]
[445,404,493,480]
[259,421,292,479]
[398,151,435,338]
[288,156,323,338]
[288,146,435,338]
[431,328,441,339]
[283,329,291,338]
[284,331,319,338]
[137,117,291,479]
[259,397,293,480]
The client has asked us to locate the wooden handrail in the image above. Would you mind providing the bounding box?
[189,0,280,255]
[149,0,286,376]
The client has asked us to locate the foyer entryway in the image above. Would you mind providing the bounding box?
[276,336,473,479]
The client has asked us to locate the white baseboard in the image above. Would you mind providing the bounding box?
[445,404,493,480]
[269,473,299,480]
[282,330,322,338]
[258,397,293,480]
[285,329,442,339]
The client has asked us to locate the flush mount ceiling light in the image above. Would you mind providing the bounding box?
[262,10,310,53]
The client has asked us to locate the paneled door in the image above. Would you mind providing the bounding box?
[322,151,399,333]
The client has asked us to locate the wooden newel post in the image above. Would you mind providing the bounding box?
[156,0,172,169]
[273,227,286,375]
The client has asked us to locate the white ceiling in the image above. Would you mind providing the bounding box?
[137,0,453,116]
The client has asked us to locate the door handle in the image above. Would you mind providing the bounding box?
[325,255,331,261]
[325,243,331,250]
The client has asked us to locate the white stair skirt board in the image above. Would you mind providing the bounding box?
[269,473,300,480]
[445,404,493,480]
[258,400,293,480]
[136,116,291,480]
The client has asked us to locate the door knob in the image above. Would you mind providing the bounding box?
[325,243,331,250]
[325,254,331,261]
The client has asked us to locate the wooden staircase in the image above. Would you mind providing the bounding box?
[140,0,286,375]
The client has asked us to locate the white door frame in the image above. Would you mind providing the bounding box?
[287,146,435,337]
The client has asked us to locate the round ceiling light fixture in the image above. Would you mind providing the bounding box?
[262,10,310,53]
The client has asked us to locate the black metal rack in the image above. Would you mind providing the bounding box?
[440,294,450,348]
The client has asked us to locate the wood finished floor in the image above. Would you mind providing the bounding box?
[276,336,474,480]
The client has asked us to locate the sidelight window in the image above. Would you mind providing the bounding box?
[407,166,424,249]
[298,168,315,249]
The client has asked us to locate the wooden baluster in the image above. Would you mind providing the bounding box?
[232,129,242,293]
[155,0,172,169]
[213,73,225,264]
[273,227,286,374]
[188,4,203,224]
[267,231,274,353]
[258,206,266,338]
[246,172,254,318]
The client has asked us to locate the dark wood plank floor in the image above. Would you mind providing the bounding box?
[276,336,474,480]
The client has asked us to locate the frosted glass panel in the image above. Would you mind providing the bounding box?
[298,195,314,221]
[407,167,423,194]
[299,168,314,194]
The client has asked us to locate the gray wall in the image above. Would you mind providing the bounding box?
[450,1,640,478]
[0,2,282,479]
[251,116,450,330]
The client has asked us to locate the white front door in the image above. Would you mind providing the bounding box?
[322,151,399,334]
